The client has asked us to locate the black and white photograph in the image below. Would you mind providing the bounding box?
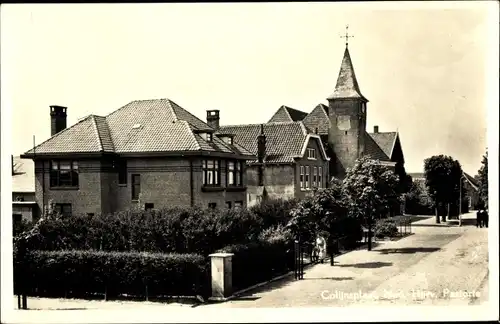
[1,2,498,323]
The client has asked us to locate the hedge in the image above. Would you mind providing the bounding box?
[21,207,263,256]
[216,224,295,292]
[217,241,294,292]
[374,219,399,239]
[14,250,210,299]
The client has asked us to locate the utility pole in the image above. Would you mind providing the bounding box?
[459,174,463,227]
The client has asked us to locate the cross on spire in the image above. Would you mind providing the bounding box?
[340,25,354,47]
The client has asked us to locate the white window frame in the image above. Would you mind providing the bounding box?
[318,166,323,188]
[313,167,317,188]
[307,148,316,160]
[300,166,304,189]
[305,166,310,189]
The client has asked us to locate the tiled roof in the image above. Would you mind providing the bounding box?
[25,115,108,154]
[12,156,35,193]
[218,122,309,164]
[303,104,331,135]
[327,47,367,101]
[364,133,391,161]
[268,105,308,123]
[463,172,479,191]
[24,99,252,158]
[368,132,397,159]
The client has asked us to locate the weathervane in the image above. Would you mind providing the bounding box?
[340,25,354,47]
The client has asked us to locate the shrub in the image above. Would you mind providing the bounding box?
[217,240,294,292]
[374,219,398,239]
[14,250,210,298]
[20,207,263,256]
[250,198,300,229]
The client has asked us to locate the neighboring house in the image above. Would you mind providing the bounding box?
[408,171,480,210]
[21,100,255,217]
[462,172,480,209]
[269,45,406,180]
[12,155,37,222]
[216,121,330,206]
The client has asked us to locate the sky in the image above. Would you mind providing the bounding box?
[1,2,497,175]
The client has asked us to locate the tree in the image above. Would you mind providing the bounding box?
[424,155,463,223]
[342,156,401,251]
[477,150,488,209]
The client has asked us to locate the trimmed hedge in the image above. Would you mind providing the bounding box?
[216,225,295,292]
[22,207,263,256]
[217,241,294,292]
[14,250,210,299]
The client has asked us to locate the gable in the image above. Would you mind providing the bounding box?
[303,104,330,135]
[300,136,329,161]
[268,106,307,123]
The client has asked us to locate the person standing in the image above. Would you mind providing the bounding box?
[315,234,327,264]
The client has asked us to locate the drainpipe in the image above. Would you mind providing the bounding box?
[190,158,194,207]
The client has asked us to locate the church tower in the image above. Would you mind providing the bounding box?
[327,35,368,177]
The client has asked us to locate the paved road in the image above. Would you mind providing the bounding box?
[206,212,489,308]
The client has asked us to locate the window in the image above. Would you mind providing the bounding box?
[234,201,243,209]
[227,161,235,185]
[226,201,232,209]
[313,167,317,188]
[132,174,141,200]
[300,166,304,189]
[117,159,127,185]
[235,161,243,186]
[208,202,217,209]
[318,166,323,188]
[145,203,154,211]
[50,161,79,187]
[13,214,22,224]
[203,160,220,186]
[307,148,316,159]
[55,203,72,217]
[305,166,310,189]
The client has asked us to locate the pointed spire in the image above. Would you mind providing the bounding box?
[327,46,367,102]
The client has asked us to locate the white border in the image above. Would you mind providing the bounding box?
[2,1,499,323]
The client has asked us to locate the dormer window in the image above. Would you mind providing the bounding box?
[200,132,213,142]
[307,148,316,160]
[216,134,234,145]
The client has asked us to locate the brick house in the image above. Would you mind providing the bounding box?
[21,100,255,218]
[215,120,330,206]
[12,156,37,222]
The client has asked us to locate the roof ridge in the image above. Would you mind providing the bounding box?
[281,105,293,121]
[167,99,212,130]
[185,122,202,150]
[90,115,104,152]
[298,121,308,135]
[25,114,94,155]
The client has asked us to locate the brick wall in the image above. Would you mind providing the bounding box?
[35,156,248,215]
[328,99,366,178]
[35,159,103,216]
[295,137,329,199]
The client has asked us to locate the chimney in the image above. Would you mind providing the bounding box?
[206,110,220,130]
[50,105,68,136]
[315,127,319,134]
[257,124,266,163]
[374,125,379,133]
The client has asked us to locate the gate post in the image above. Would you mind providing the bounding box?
[208,253,234,301]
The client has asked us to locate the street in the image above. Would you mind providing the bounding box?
[206,212,489,308]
